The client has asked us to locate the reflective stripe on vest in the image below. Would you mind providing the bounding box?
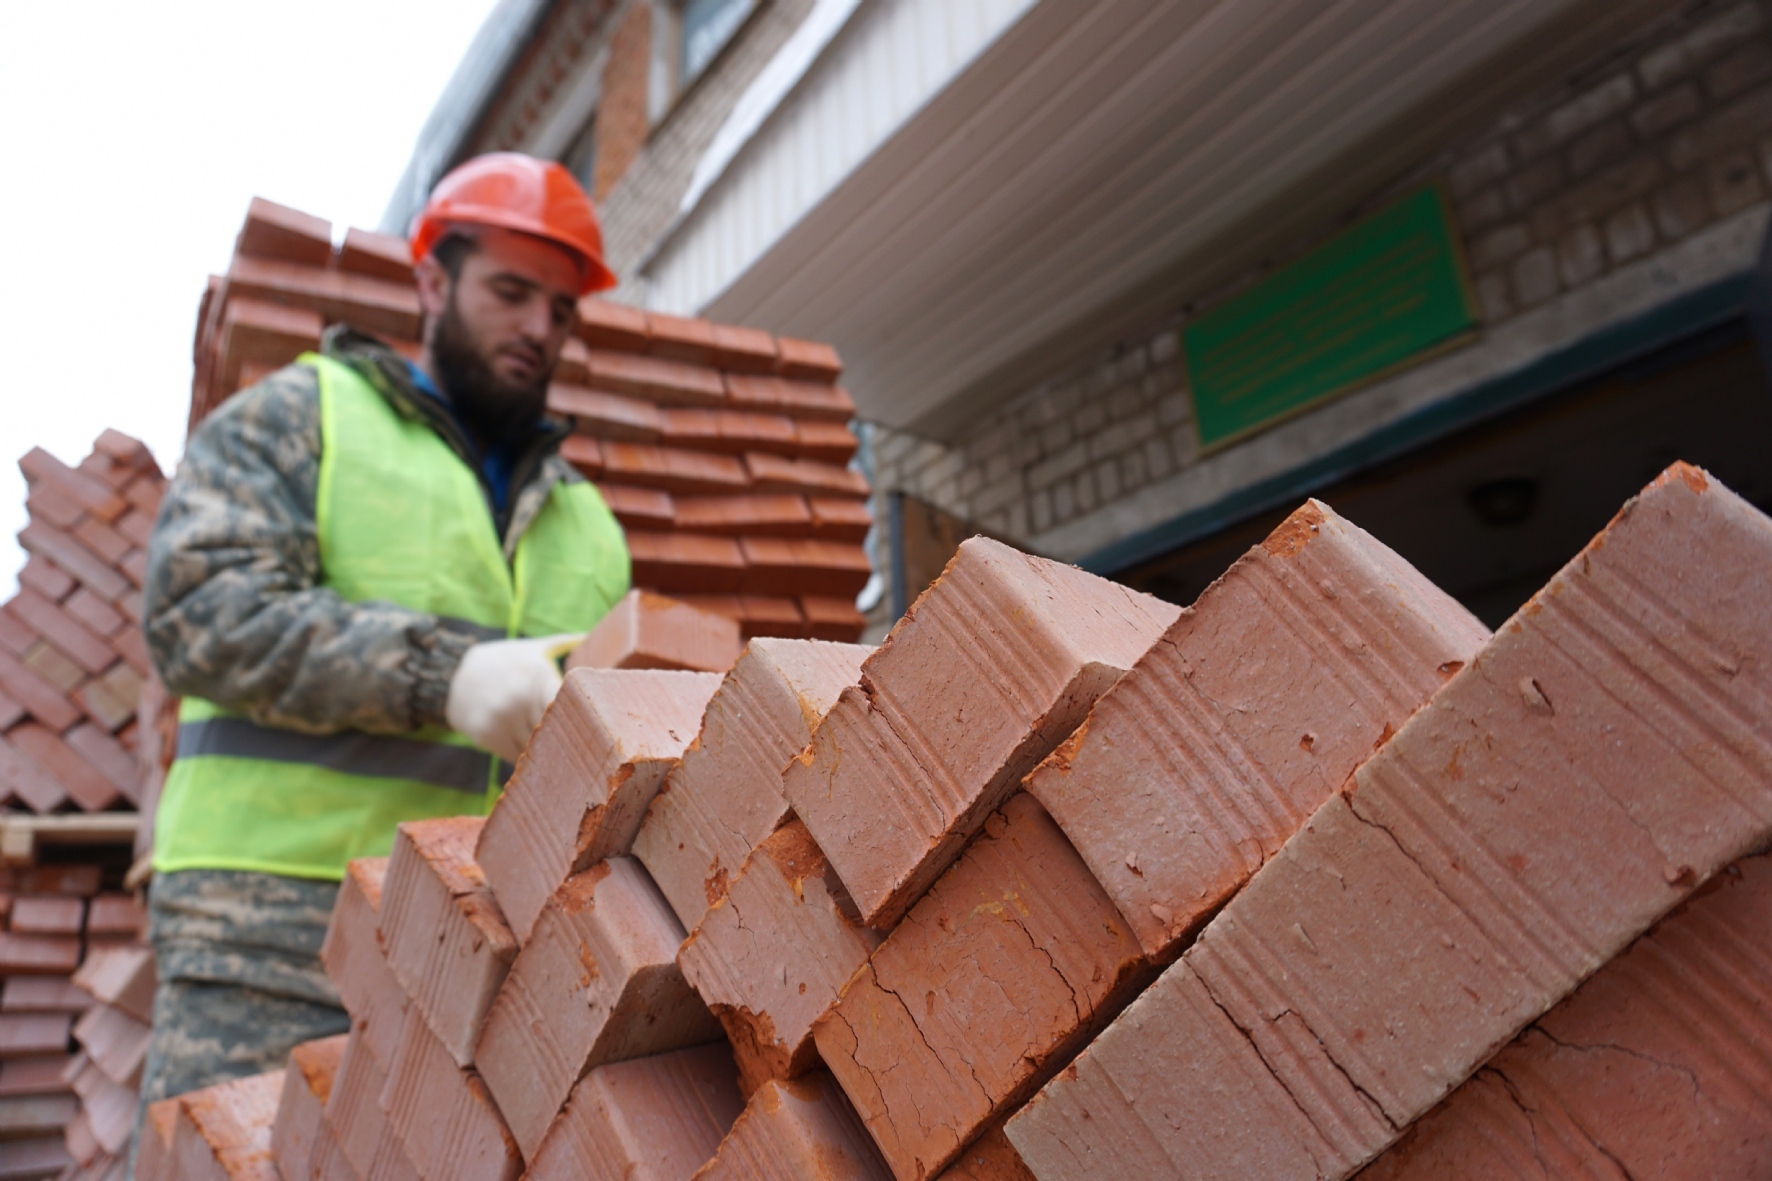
[152,354,630,881]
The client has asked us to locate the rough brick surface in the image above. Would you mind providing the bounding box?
[691,1071,891,1180]
[323,1031,418,1181]
[1027,500,1488,957]
[785,538,1178,928]
[477,669,721,943]
[635,639,871,932]
[380,817,516,1067]
[271,1036,347,1181]
[1358,850,1772,1180]
[379,1007,520,1181]
[566,589,743,674]
[1007,465,1772,1180]
[169,1069,283,1181]
[474,858,720,1160]
[317,857,406,1070]
[678,819,882,1095]
[815,794,1149,1180]
[525,1042,745,1181]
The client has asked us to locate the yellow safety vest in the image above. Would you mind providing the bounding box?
[152,354,630,880]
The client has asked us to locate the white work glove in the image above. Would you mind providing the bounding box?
[444,634,583,765]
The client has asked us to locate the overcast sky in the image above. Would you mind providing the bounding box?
[0,2,498,595]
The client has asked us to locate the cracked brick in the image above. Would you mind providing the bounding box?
[678,820,884,1095]
[633,639,870,932]
[691,1071,891,1180]
[1008,464,1772,1181]
[813,794,1152,1181]
[525,1043,745,1181]
[478,669,721,944]
[784,537,1179,929]
[935,1123,1036,1180]
[474,858,721,1160]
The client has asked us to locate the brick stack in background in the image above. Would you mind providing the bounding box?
[157,463,1772,1181]
[54,942,151,1181]
[188,198,873,644]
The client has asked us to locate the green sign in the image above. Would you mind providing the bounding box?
[1183,185,1477,450]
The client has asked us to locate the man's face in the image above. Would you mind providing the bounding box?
[417,226,582,445]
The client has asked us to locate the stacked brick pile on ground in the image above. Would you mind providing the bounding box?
[156,464,1772,1181]
[188,197,873,644]
[0,870,142,1181]
[54,940,150,1181]
[1,434,163,816]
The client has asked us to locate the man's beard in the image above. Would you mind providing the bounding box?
[430,296,550,449]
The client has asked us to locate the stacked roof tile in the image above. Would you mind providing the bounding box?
[190,198,872,643]
[149,463,1772,1181]
[1,435,163,816]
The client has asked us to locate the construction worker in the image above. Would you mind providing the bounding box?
[136,154,630,1117]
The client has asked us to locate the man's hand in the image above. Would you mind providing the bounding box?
[444,634,582,764]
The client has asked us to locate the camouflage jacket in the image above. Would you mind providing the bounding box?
[143,326,581,735]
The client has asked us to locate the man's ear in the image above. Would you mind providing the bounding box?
[414,254,452,321]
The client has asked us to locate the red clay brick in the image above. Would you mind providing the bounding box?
[323,1030,419,1181]
[477,669,719,943]
[8,898,83,936]
[743,452,868,498]
[23,485,85,531]
[1026,501,1486,958]
[9,725,118,812]
[1,978,88,1015]
[110,622,151,675]
[679,820,883,1095]
[71,518,130,567]
[602,443,750,495]
[552,337,592,386]
[0,1134,73,1178]
[17,451,126,523]
[113,510,153,550]
[936,1124,1035,1181]
[0,738,58,814]
[565,590,742,674]
[0,1015,70,1057]
[237,197,332,267]
[16,560,74,604]
[0,935,80,978]
[526,1042,745,1181]
[474,859,720,1159]
[0,651,81,732]
[677,596,807,641]
[271,1035,348,1181]
[135,1098,179,1181]
[661,408,799,457]
[123,474,163,516]
[71,1005,147,1088]
[216,298,323,396]
[379,1007,520,1181]
[739,538,871,598]
[617,531,749,593]
[785,537,1178,929]
[633,639,871,931]
[584,350,726,407]
[170,1068,283,1181]
[815,794,1149,1180]
[550,384,664,440]
[337,227,414,284]
[675,495,812,537]
[0,1093,76,1144]
[646,313,719,367]
[22,640,83,693]
[800,596,867,642]
[91,430,154,473]
[9,589,115,674]
[84,894,143,938]
[318,858,408,1071]
[118,549,147,590]
[1007,464,1772,1181]
[595,484,677,530]
[559,434,604,475]
[70,947,153,1024]
[12,867,99,897]
[710,324,780,375]
[61,592,122,640]
[0,1054,72,1099]
[1359,850,1772,1180]
[75,670,137,734]
[379,817,516,1067]
[793,422,858,465]
[576,298,650,353]
[226,255,421,341]
[71,1059,133,1155]
[773,338,842,383]
[63,725,138,801]
[692,1071,889,1180]
[16,522,128,602]
[0,610,33,658]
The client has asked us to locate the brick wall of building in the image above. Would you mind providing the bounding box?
[593,0,653,201]
[865,0,1772,630]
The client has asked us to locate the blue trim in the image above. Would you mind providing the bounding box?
[1081,272,1755,576]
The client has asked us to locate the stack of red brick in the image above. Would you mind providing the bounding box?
[150,462,1772,1181]
[0,869,144,1181]
[188,198,872,644]
[1,437,163,816]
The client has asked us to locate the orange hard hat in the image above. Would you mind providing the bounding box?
[409,152,617,295]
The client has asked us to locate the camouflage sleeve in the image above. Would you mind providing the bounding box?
[142,366,474,734]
